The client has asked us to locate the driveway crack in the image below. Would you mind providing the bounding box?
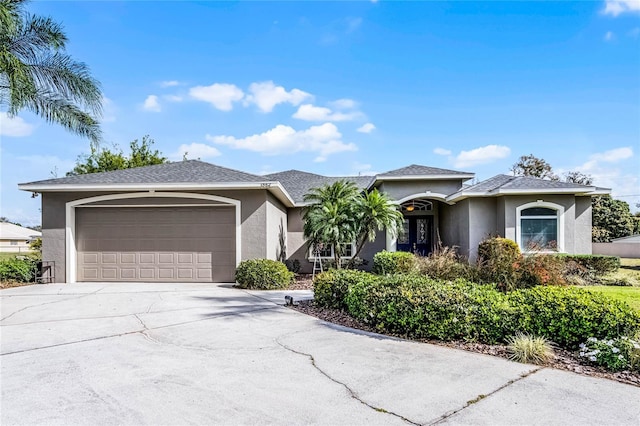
[428,367,544,425]
[275,336,421,425]
[0,287,105,322]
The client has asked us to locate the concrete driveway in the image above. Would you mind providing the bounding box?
[1,283,639,425]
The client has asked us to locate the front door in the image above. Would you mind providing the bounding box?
[396,216,432,256]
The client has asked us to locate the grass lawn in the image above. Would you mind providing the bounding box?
[600,258,640,287]
[0,252,22,261]
[583,285,640,312]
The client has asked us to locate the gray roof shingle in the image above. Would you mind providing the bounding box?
[21,160,265,185]
[378,164,473,177]
[451,174,597,198]
[264,170,374,204]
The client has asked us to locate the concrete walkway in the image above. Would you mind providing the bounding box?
[1,283,638,425]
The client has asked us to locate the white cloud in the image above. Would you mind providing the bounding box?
[170,143,221,161]
[142,95,161,112]
[206,122,356,162]
[244,81,312,113]
[357,123,376,133]
[453,144,511,168]
[163,95,183,102]
[293,104,362,122]
[160,80,181,87]
[0,112,34,137]
[346,17,363,33]
[330,98,358,110]
[16,154,76,176]
[351,161,379,176]
[102,96,117,122]
[189,83,245,111]
[602,0,640,16]
[604,31,615,41]
[592,146,633,163]
[433,148,452,156]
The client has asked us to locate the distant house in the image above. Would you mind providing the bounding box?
[612,235,640,243]
[18,160,608,283]
[0,222,41,253]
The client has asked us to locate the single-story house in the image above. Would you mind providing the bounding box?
[0,222,41,253]
[18,160,608,283]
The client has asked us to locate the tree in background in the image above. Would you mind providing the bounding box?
[67,135,167,175]
[0,0,103,142]
[564,171,593,186]
[510,154,559,180]
[591,196,635,242]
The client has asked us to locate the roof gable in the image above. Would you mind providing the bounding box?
[0,222,41,240]
[264,170,374,204]
[378,164,473,177]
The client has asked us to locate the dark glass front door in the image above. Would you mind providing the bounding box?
[396,216,432,256]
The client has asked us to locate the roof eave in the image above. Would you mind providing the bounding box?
[447,187,611,203]
[18,181,297,208]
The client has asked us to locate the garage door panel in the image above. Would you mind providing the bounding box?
[77,206,235,283]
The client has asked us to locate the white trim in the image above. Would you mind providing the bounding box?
[447,186,609,202]
[78,203,230,208]
[394,192,453,204]
[65,192,242,283]
[20,181,296,207]
[515,201,565,253]
[367,174,474,190]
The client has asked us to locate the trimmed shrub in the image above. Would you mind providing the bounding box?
[314,269,378,310]
[0,257,38,282]
[506,333,554,365]
[235,259,294,290]
[284,259,301,274]
[372,251,417,275]
[557,255,620,276]
[477,237,521,291]
[508,286,640,348]
[345,275,513,344]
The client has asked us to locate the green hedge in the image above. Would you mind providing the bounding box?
[314,270,378,310]
[235,259,294,290]
[557,255,620,275]
[372,251,417,275]
[319,271,640,349]
[0,257,38,282]
[508,286,638,348]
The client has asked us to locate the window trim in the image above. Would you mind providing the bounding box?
[516,201,565,253]
[308,242,356,260]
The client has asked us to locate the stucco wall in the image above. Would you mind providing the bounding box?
[41,189,271,282]
[467,198,498,261]
[502,194,591,255]
[438,200,470,258]
[265,193,288,261]
[377,180,465,201]
[593,243,640,258]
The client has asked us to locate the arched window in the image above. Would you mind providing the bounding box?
[516,202,564,252]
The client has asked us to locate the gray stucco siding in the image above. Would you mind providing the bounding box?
[502,194,588,254]
[266,192,288,261]
[467,198,498,261]
[41,189,272,282]
[377,180,465,201]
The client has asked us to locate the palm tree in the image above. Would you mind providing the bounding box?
[302,180,359,269]
[1,0,102,142]
[348,189,404,268]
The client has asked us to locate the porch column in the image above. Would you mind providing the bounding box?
[385,228,397,252]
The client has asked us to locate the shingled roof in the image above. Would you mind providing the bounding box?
[448,174,605,201]
[377,164,473,177]
[20,160,264,185]
[264,170,374,204]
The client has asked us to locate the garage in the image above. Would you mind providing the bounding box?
[76,206,236,282]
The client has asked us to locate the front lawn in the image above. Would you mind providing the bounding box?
[583,286,640,312]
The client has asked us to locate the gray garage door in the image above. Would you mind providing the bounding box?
[76,206,235,282]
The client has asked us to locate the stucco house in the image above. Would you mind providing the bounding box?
[18,160,608,283]
[0,222,41,253]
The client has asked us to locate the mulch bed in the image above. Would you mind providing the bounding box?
[0,280,36,290]
[286,274,315,290]
[290,299,640,388]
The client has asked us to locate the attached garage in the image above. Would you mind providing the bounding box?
[76,206,236,282]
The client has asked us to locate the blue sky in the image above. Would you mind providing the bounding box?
[1,0,639,225]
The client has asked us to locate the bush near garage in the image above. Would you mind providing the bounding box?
[372,251,417,275]
[235,259,294,290]
[0,256,39,283]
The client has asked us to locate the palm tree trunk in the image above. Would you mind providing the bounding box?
[346,236,368,269]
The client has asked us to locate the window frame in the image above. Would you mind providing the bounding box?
[515,201,565,253]
[308,242,356,260]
